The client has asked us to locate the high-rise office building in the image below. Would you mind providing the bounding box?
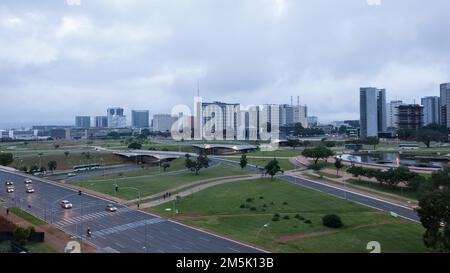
[75,116,91,128]
[107,107,127,128]
[440,83,450,128]
[386,100,403,129]
[396,104,424,130]
[152,114,178,132]
[360,87,387,137]
[201,101,240,140]
[421,96,440,126]
[94,116,108,128]
[131,110,149,128]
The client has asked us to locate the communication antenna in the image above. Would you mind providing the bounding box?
[290,96,293,106]
[197,80,200,97]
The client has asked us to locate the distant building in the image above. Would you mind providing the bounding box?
[50,129,66,140]
[360,87,387,137]
[440,83,450,128]
[307,116,319,127]
[152,114,178,133]
[107,107,127,128]
[421,96,440,126]
[344,120,360,128]
[396,104,424,130]
[201,101,240,139]
[8,129,38,140]
[75,116,91,128]
[386,100,404,129]
[131,110,149,128]
[94,116,108,128]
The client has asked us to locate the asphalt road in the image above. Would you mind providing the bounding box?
[0,169,263,253]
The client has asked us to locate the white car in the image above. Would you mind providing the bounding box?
[105,204,118,212]
[5,180,14,186]
[6,186,15,193]
[60,200,73,209]
[26,188,35,193]
[67,173,77,177]
[24,178,33,184]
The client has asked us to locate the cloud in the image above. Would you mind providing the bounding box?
[0,0,449,127]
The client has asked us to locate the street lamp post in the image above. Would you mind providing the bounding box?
[256,223,270,239]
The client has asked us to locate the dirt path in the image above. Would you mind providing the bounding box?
[275,219,393,243]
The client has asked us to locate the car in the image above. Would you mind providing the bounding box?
[6,186,15,193]
[105,204,118,212]
[5,180,14,186]
[26,188,35,193]
[24,178,33,184]
[67,173,77,177]
[60,200,73,209]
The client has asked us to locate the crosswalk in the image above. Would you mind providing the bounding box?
[54,207,131,228]
[94,218,166,237]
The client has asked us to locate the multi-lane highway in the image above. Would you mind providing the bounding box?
[0,169,263,253]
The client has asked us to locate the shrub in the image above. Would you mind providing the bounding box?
[263,204,267,208]
[246,198,254,203]
[250,207,257,211]
[272,216,280,221]
[304,220,312,224]
[283,215,291,220]
[274,213,280,217]
[240,204,246,209]
[259,196,264,199]
[283,201,288,205]
[270,202,275,205]
[322,214,343,228]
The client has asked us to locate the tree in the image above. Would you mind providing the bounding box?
[322,214,343,228]
[141,129,151,137]
[185,155,209,175]
[14,226,33,246]
[301,146,334,165]
[286,139,301,150]
[346,165,365,180]
[414,129,447,148]
[397,129,415,140]
[64,151,70,158]
[161,162,170,172]
[0,152,14,166]
[334,158,344,176]
[47,161,57,172]
[53,144,60,149]
[108,132,120,139]
[239,154,248,169]
[362,137,379,150]
[264,158,283,180]
[417,167,450,252]
[128,142,142,150]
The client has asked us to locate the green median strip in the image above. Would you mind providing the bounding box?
[9,207,47,226]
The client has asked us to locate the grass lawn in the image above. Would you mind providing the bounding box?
[9,207,46,225]
[245,149,304,158]
[83,158,187,181]
[220,157,296,171]
[150,178,427,253]
[76,164,252,200]
[11,151,127,170]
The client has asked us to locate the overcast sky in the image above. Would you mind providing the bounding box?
[1,0,449,128]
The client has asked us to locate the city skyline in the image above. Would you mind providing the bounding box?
[1,0,450,127]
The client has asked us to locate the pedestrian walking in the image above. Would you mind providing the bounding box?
[6,208,9,215]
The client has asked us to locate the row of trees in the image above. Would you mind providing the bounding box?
[398,124,448,148]
[346,165,424,190]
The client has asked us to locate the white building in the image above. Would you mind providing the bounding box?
[107,107,127,128]
[386,100,404,129]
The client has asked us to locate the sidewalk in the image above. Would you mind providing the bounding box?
[140,174,260,209]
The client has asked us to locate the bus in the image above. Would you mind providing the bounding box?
[398,144,420,150]
[73,164,102,172]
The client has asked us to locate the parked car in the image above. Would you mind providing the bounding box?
[26,187,35,193]
[105,204,118,212]
[60,200,73,209]
[24,178,33,184]
[67,173,77,177]
[5,180,14,186]
[6,186,15,193]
